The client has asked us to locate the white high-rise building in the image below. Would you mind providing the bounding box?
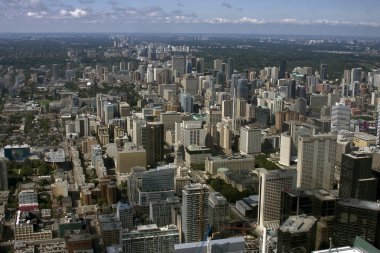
[257,168,297,227]
[182,183,209,243]
[331,103,351,132]
[297,134,337,190]
[239,125,261,154]
[350,68,362,84]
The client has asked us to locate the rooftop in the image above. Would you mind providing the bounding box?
[279,214,317,233]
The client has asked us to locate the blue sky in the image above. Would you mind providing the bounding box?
[1,0,380,36]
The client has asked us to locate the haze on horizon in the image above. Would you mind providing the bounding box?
[1,0,380,37]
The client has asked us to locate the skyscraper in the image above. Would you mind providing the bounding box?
[143,122,164,167]
[196,58,205,74]
[339,152,376,201]
[320,64,327,81]
[277,215,318,253]
[182,183,209,243]
[297,134,337,190]
[172,56,186,79]
[52,64,58,81]
[239,125,261,154]
[180,93,193,113]
[279,60,286,79]
[257,168,297,226]
[0,159,8,191]
[208,192,229,233]
[351,68,362,84]
[335,199,380,249]
[331,103,351,133]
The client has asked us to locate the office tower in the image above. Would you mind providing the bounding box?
[182,183,209,243]
[335,199,380,249]
[172,56,186,79]
[98,215,122,247]
[160,111,182,133]
[239,125,261,154]
[221,100,233,118]
[117,201,133,230]
[257,168,297,226]
[181,74,198,95]
[214,59,223,72]
[297,134,337,190]
[287,80,296,99]
[0,159,7,191]
[339,152,377,201]
[294,97,307,116]
[180,93,193,113]
[104,102,115,125]
[255,106,270,127]
[74,115,90,137]
[175,121,207,147]
[279,60,286,79]
[227,58,234,80]
[143,122,164,167]
[320,64,327,81]
[331,103,351,132]
[196,58,205,74]
[106,182,117,205]
[277,215,318,253]
[351,68,362,84]
[122,224,179,253]
[237,79,249,100]
[208,192,229,233]
[281,188,337,223]
[52,64,58,81]
[116,143,146,174]
[119,102,130,118]
[149,197,180,227]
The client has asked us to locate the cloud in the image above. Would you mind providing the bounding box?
[78,0,94,3]
[59,8,88,18]
[26,11,47,19]
[177,3,184,7]
[221,2,232,9]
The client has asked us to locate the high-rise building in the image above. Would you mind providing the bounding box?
[149,197,180,227]
[119,102,131,118]
[143,122,164,167]
[0,159,8,191]
[320,64,328,81]
[351,68,362,84]
[214,59,223,72]
[180,93,193,113]
[75,115,90,137]
[257,168,297,226]
[208,192,229,233]
[182,183,209,243]
[277,215,318,253]
[297,134,337,190]
[287,80,296,99]
[279,60,286,79]
[335,198,380,249]
[98,214,122,247]
[52,64,58,81]
[172,56,186,79]
[117,201,134,230]
[331,103,351,132]
[339,152,377,201]
[116,143,146,174]
[196,58,205,74]
[122,224,179,253]
[239,125,261,154]
[227,58,234,80]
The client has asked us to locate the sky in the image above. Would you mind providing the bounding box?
[1,0,380,36]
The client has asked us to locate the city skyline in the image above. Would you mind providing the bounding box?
[1,0,380,36]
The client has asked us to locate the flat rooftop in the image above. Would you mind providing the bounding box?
[279,215,317,233]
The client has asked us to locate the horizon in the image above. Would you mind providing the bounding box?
[0,0,379,37]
